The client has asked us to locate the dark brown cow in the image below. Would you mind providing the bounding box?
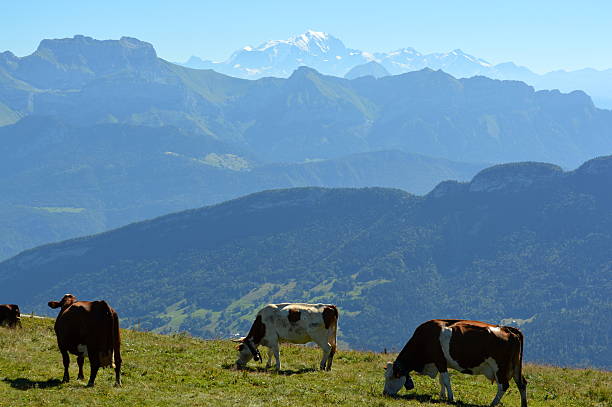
[48,294,122,387]
[383,319,527,407]
[0,304,21,328]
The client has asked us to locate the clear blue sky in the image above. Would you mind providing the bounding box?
[2,0,610,73]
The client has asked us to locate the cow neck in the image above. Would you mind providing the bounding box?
[56,303,74,318]
[245,315,265,345]
[395,338,419,373]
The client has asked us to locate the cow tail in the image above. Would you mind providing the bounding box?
[326,306,339,352]
[505,326,526,387]
[98,301,115,368]
[113,309,121,369]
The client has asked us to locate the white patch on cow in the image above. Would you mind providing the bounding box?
[470,357,499,382]
[77,344,88,356]
[439,326,462,370]
[383,361,406,396]
[439,326,499,382]
[417,363,438,378]
[488,326,502,336]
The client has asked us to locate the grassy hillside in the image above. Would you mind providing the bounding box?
[0,317,609,406]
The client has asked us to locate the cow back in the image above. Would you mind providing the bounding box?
[54,300,116,362]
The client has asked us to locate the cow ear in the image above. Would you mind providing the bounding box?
[48,301,60,309]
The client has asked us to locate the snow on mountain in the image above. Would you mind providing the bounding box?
[177,30,612,109]
[179,30,500,80]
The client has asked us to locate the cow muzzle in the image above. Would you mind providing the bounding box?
[245,340,262,362]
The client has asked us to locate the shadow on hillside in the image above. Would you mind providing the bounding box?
[394,393,484,407]
[3,377,62,390]
[221,363,317,376]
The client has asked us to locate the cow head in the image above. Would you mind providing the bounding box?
[383,360,414,396]
[48,293,77,310]
[234,337,262,367]
[10,304,21,328]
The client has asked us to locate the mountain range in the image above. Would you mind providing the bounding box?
[1,155,610,368]
[1,36,610,167]
[179,30,612,109]
[1,35,612,260]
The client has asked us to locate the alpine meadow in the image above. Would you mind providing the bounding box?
[1,3,611,406]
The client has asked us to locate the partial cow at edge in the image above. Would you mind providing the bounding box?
[0,304,21,328]
[383,319,527,407]
[235,303,338,371]
[48,294,122,387]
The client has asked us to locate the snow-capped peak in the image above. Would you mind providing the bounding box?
[255,30,338,53]
[290,30,335,53]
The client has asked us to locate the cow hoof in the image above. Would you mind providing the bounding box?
[77,375,84,381]
[114,382,122,388]
[86,382,95,387]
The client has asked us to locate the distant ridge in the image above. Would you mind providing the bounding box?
[344,61,390,79]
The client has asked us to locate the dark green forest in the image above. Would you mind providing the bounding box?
[1,156,610,368]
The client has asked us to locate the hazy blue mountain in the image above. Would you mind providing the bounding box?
[178,30,612,109]
[1,156,610,368]
[1,36,611,168]
[0,116,485,260]
[344,61,390,79]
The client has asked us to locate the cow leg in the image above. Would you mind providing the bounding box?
[434,359,452,401]
[514,375,528,407]
[87,350,100,387]
[271,343,281,370]
[60,350,70,383]
[113,313,122,387]
[438,374,446,399]
[326,343,336,371]
[114,356,122,387]
[439,371,454,402]
[265,348,274,369]
[312,337,332,370]
[490,382,509,406]
[77,354,85,380]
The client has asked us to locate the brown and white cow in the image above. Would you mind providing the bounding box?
[48,294,122,387]
[0,304,21,328]
[383,319,527,407]
[235,303,338,371]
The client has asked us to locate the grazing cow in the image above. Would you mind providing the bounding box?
[383,319,527,407]
[235,303,338,371]
[48,294,122,387]
[0,304,21,328]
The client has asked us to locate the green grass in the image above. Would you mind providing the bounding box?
[30,206,86,214]
[1,318,609,406]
